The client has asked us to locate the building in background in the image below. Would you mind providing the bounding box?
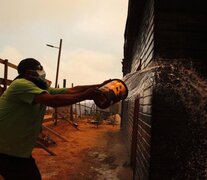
[121,0,207,179]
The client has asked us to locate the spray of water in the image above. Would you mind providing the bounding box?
[152,60,207,178]
[123,59,207,178]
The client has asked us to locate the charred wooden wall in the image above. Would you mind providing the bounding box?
[134,86,153,179]
[154,0,207,76]
[123,0,146,75]
[121,100,134,154]
[130,0,154,72]
[122,0,155,179]
[122,0,207,179]
[122,72,154,180]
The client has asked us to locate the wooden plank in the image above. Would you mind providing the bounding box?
[0,59,4,64]
[0,59,17,69]
[42,125,70,142]
[138,123,151,146]
[138,116,151,134]
[8,62,17,69]
[139,112,151,125]
[35,141,56,156]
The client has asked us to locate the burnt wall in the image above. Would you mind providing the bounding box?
[154,0,207,76]
[130,0,155,72]
[123,0,147,75]
[134,85,153,179]
[121,100,134,155]
[124,0,155,75]
[122,0,155,178]
[122,64,207,179]
[122,0,207,179]
[122,70,155,180]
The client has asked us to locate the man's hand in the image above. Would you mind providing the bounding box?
[85,87,103,100]
[99,79,112,87]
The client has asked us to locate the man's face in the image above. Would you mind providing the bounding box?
[24,64,49,89]
[27,65,46,79]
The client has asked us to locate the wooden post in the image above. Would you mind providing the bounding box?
[55,39,62,88]
[3,59,8,92]
[70,83,73,121]
[74,103,77,119]
[79,102,82,118]
[63,79,66,88]
[54,109,58,125]
[84,101,86,116]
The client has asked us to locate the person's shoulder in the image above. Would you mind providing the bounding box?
[13,78,31,83]
[11,78,35,88]
[9,78,43,93]
[9,78,48,94]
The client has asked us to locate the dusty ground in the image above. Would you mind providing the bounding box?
[32,118,133,180]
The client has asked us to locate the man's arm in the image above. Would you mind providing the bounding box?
[66,80,112,94]
[66,84,100,94]
[34,88,100,107]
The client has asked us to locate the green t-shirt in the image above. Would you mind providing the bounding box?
[0,78,67,158]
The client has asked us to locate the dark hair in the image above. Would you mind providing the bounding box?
[17,58,41,75]
[15,58,48,89]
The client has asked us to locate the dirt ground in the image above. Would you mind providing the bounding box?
[32,118,133,180]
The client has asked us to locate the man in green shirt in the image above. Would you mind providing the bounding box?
[0,58,107,180]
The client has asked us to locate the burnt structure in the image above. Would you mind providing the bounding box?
[121,0,207,179]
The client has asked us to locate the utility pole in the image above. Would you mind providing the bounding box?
[46,39,63,125]
[55,39,62,88]
[46,38,63,88]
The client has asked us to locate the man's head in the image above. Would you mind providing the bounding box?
[16,58,48,89]
[17,58,46,78]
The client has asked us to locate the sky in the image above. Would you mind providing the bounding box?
[0,0,128,87]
